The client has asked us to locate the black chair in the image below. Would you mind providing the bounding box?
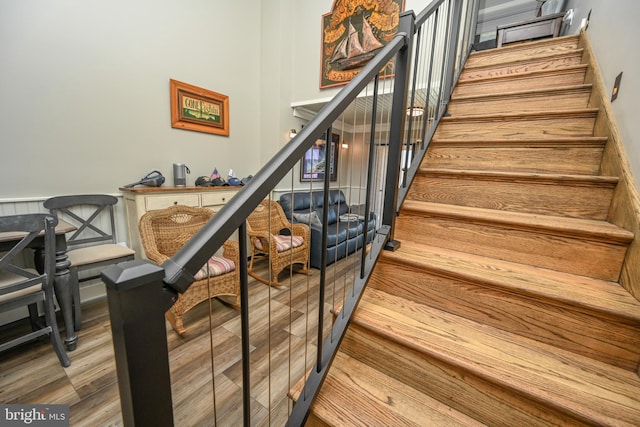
[0,214,70,367]
[43,194,135,330]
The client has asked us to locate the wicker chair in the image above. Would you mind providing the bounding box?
[138,205,240,335]
[246,199,310,286]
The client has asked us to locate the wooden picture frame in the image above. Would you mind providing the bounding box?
[170,79,229,136]
[300,133,339,182]
[320,0,405,89]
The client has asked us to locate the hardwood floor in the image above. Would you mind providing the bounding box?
[0,256,359,426]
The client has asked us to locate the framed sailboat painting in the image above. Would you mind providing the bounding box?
[320,0,405,89]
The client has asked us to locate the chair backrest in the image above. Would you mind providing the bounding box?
[43,194,119,249]
[0,214,56,303]
[247,200,292,235]
[138,205,214,263]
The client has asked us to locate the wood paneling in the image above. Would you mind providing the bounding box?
[465,35,580,68]
[372,244,640,370]
[396,202,632,281]
[343,289,640,426]
[460,50,583,81]
[426,137,606,174]
[408,168,616,219]
[453,65,587,97]
[448,84,591,116]
[435,109,598,139]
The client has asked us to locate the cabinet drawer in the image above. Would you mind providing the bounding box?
[145,194,200,211]
[201,191,235,207]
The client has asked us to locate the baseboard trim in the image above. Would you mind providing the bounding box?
[579,29,640,300]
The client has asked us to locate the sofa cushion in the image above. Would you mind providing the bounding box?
[315,222,348,247]
[292,211,322,227]
[279,192,312,216]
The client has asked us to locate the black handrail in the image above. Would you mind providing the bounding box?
[103,1,479,425]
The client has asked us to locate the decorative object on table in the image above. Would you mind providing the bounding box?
[43,195,135,331]
[138,205,240,334]
[227,169,242,186]
[172,163,190,187]
[122,170,165,188]
[241,175,253,185]
[170,79,229,136]
[207,167,226,186]
[246,200,310,286]
[212,178,228,186]
[195,176,213,187]
[300,133,339,182]
[0,213,70,367]
[320,0,405,89]
[227,177,242,186]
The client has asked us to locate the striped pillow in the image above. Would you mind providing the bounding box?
[194,256,236,280]
[254,235,304,253]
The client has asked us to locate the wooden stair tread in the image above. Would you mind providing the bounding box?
[431,136,608,146]
[307,352,487,427]
[380,241,640,322]
[439,108,599,123]
[401,200,634,243]
[455,64,587,86]
[354,288,640,426]
[463,48,584,72]
[417,168,618,186]
[450,84,592,103]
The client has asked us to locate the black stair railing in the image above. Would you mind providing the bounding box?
[102,1,478,425]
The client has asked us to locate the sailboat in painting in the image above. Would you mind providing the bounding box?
[330,14,384,71]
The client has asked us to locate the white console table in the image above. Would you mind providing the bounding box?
[120,186,241,258]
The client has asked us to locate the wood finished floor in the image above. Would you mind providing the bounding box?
[0,256,360,426]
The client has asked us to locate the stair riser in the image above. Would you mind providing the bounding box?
[407,174,614,220]
[448,90,590,116]
[435,115,596,139]
[425,143,604,175]
[459,52,583,81]
[370,261,640,371]
[465,37,580,68]
[341,326,590,426]
[394,213,627,281]
[453,69,586,97]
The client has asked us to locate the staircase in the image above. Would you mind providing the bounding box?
[304,35,640,426]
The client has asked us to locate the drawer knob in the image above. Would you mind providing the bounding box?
[222,198,226,202]
[173,201,178,205]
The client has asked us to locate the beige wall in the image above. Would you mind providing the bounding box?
[565,0,639,190]
[0,0,262,198]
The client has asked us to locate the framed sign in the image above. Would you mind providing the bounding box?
[170,79,229,136]
[300,133,339,182]
[320,0,405,89]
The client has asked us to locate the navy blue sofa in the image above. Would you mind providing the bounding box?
[278,190,376,269]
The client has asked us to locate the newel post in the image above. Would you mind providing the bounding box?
[102,260,176,426]
[382,11,415,251]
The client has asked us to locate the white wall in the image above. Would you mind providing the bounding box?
[563,0,640,191]
[0,0,262,197]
